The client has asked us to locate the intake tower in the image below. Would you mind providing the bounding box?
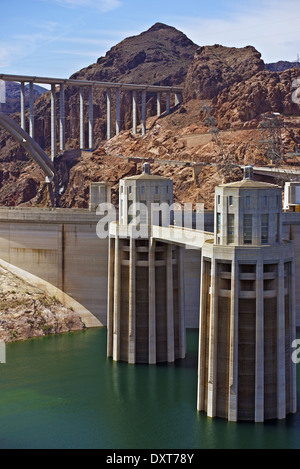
[197,167,297,421]
[107,163,186,364]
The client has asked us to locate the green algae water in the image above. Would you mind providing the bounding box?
[0,328,300,449]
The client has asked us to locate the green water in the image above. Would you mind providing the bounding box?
[0,328,300,449]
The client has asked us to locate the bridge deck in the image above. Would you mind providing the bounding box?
[0,73,183,94]
[109,222,214,249]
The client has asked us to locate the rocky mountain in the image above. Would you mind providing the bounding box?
[266,61,300,72]
[0,23,300,209]
[184,44,265,101]
[74,22,198,86]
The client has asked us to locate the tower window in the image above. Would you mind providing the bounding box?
[244,214,252,244]
[141,186,145,195]
[263,196,267,206]
[218,195,221,205]
[246,196,250,206]
[229,196,233,205]
[128,200,133,224]
[217,213,221,234]
[129,186,132,194]
[227,214,234,243]
[261,214,269,244]
[155,186,159,194]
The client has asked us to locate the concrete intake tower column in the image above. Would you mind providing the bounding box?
[107,164,186,364]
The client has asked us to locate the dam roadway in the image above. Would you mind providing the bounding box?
[0,207,300,327]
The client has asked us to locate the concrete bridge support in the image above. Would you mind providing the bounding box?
[116,88,121,136]
[142,90,146,136]
[29,82,34,139]
[51,84,56,161]
[60,84,65,151]
[107,88,111,140]
[166,92,170,115]
[132,90,137,135]
[80,87,85,149]
[1,74,183,158]
[20,82,26,131]
[157,92,161,117]
[89,87,94,149]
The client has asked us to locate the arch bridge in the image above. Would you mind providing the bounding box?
[0,73,183,161]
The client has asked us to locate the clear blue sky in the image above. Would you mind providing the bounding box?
[1,0,300,78]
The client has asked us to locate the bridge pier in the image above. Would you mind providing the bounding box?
[175,92,182,106]
[51,84,56,161]
[116,88,121,136]
[80,87,85,149]
[20,82,26,131]
[29,82,34,139]
[2,73,183,156]
[166,92,170,115]
[157,92,161,117]
[89,86,93,149]
[107,88,111,140]
[60,84,65,151]
[132,90,137,135]
[141,90,146,136]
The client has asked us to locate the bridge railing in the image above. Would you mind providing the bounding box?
[108,221,214,249]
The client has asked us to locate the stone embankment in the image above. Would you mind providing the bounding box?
[0,265,85,342]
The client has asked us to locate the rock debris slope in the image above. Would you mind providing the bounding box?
[0,266,85,342]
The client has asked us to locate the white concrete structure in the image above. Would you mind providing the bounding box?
[108,164,186,364]
[89,182,111,212]
[284,181,300,212]
[197,167,297,421]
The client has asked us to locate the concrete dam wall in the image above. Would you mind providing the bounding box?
[0,208,208,327]
[0,207,299,327]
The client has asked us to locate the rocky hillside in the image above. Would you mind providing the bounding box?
[266,61,300,72]
[0,23,300,209]
[0,265,85,342]
[75,22,198,86]
[184,44,265,101]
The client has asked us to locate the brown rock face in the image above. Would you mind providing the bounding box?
[0,265,85,342]
[266,61,300,72]
[184,44,265,101]
[75,22,198,86]
[213,68,300,128]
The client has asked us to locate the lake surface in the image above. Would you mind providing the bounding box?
[0,328,300,449]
